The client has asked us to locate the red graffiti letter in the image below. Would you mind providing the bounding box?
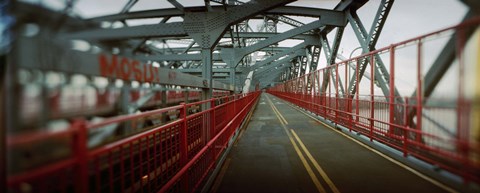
[99,54,117,77]
[144,63,155,82]
[132,60,142,81]
[119,57,131,80]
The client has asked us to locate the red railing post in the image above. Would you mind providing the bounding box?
[210,99,216,141]
[345,62,350,129]
[356,59,360,123]
[180,103,189,191]
[370,55,375,141]
[403,97,409,157]
[389,46,396,137]
[335,65,339,125]
[73,119,88,193]
[416,40,423,143]
[456,28,470,183]
[180,103,188,165]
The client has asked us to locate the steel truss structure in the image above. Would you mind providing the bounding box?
[2,0,480,192]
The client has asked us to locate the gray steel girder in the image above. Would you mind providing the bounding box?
[410,11,475,99]
[346,0,396,99]
[247,42,307,71]
[61,22,187,40]
[243,19,342,55]
[222,32,317,40]
[254,50,303,76]
[319,32,346,95]
[134,53,222,62]
[258,69,285,84]
[15,36,233,90]
[298,54,308,76]
[168,0,185,11]
[89,6,344,22]
[184,0,294,49]
[222,19,340,68]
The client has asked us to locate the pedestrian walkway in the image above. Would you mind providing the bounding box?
[212,93,454,193]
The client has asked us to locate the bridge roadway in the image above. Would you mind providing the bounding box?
[211,93,453,193]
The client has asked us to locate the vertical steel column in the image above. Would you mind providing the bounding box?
[202,48,213,100]
[230,67,236,93]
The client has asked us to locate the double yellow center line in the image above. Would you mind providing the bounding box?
[265,94,340,193]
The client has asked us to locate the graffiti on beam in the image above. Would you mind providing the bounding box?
[99,54,160,82]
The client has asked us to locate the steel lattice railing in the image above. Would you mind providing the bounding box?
[7,91,261,193]
[268,17,480,183]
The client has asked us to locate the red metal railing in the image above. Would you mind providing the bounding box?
[7,91,260,193]
[268,17,480,183]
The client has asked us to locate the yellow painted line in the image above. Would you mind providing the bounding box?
[290,129,340,193]
[268,98,288,124]
[273,104,289,125]
[283,100,459,193]
[265,95,288,125]
[265,95,326,193]
[285,129,327,193]
[274,106,288,125]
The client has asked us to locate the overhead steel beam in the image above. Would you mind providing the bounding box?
[222,20,325,68]
[13,2,99,29]
[183,0,295,48]
[89,8,183,22]
[222,32,317,40]
[67,1,298,41]
[266,6,346,19]
[61,22,187,40]
[244,20,341,56]
[89,6,345,22]
[185,0,295,100]
[248,42,306,71]
[258,68,285,84]
[141,45,289,53]
[120,0,139,13]
[15,38,233,90]
[178,68,243,73]
[212,0,307,28]
[134,53,222,61]
[223,19,338,68]
[168,0,185,11]
[254,50,303,76]
[260,66,287,79]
